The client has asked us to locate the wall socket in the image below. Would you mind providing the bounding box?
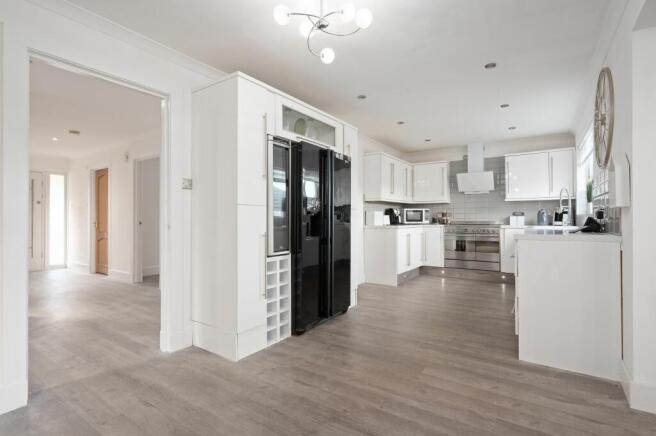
[182,178,192,190]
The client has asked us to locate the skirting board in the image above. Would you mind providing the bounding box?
[160,326,193,353]
[109,269,131,283]
[621,360,656,415]
[143,265,160,276]
[0,379,28,415]
[68,261,89,273]
[192,321,237,361]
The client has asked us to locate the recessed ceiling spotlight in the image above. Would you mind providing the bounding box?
[357,94,367,100]
[508,126,517,131]
[51,137,59,142]
[68,129,81,135]
[424,139,431,142]
[397,121,405,125]
[484,62,497,69]
[500,104,510,108]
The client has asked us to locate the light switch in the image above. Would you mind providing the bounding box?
[182,178,192,190]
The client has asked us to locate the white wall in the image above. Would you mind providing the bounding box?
[630,23,656,413]
[29,154,70,173]
[67,130,160,281]
[0,0,223,415]
[140,157,160,276]
[402,133,575,163]
[572,0,656,414]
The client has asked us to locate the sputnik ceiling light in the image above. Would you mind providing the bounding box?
[273,1,373,64]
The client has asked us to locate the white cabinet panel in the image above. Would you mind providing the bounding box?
[237,79,274,206]
[274,94,343,151]
[394,162,409,202]
[396,229,413,273]
[237,205,267,334]
[343,124,357,158]
[413,162,450,203]
[410,228,422,269]
[500,228,524,273]
[506,153,550,200]
[549,149,574,198]
[424,226,444,267]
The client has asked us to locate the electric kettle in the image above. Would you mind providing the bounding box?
[537,208,549,226]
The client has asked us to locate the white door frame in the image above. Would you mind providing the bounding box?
[132,154,160,283]
[88,165,110,275]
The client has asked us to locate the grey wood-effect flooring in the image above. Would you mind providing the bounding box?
[1,269,655,435]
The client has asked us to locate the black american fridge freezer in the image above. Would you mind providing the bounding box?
[290,141,351,335]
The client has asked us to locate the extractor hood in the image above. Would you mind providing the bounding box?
[456,144,494,194]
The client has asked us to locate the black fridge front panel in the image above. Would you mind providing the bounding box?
[291,142,329,334]
[331,154,351,316]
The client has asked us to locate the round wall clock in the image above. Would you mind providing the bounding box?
[594,67,615,169]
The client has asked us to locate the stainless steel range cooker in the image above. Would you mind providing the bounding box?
[444,222,501,271]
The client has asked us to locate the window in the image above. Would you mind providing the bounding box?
[48,174,66,267]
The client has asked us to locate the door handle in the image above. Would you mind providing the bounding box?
[406,233,411,266]
[262,114,268,179]
[260,232,267,299]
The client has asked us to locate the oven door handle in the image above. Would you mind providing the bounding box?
[476,235,500,242]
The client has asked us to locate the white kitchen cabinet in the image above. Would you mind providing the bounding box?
[274,94,343,151]
[365,225,445,286]
[505,148,574,201]
[548,149,574,198]
[343,124,357,158]
[395,161,412,202]
[422,226,444,267]
[500,228,524,273]
[506,152,550,200]
[365,153,406,202]
[413,161,450,203]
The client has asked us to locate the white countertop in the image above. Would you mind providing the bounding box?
[501,225,580,231]
[365,224,444,230]
[515,230,622,243]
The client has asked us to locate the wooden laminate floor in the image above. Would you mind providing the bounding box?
[1,269,655,435]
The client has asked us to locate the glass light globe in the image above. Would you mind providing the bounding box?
[341,3,355,22]
[273,4,291,26]
[299,21,315,38]
[320,48,335,64]
[355,8,373,29]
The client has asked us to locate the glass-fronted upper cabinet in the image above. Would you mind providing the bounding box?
[275,95,343,152]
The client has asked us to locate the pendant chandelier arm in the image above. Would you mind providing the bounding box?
[305,10,341,57]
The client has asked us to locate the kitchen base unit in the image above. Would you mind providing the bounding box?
[364,225,444,287]
[515,232,622,381]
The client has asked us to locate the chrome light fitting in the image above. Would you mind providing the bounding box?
[273,1,373,64]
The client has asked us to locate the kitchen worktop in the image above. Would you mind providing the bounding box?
[365,224,444,230]
[500,225,580,230]
[515,230,622,243]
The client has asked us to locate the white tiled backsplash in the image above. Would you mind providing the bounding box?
[365,157,571,225]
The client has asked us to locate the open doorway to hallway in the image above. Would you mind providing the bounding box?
[27,56,165,398]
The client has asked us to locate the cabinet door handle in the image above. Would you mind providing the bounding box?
[260,232,267,299]
[406,233,411,266]
[505,161,510,197]
[262,114,268,179]
[422,232,427,262]
[390,163,395,195]
[405,167,408,198]
[549,156,552,193]
[442,167,446,197]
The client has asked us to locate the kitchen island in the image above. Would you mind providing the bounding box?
[514,231,622,381]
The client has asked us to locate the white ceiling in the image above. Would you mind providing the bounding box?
[30,59,162,158]
[62,0,609,151]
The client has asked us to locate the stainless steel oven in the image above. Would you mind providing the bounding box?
[267,136,291,256]
[444,223,500,271]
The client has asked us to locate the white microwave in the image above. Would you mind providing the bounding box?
[402,208,431,224]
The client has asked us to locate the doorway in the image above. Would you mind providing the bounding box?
[94,168,109,275]
[134,157,160,284]
[29,172,45,272]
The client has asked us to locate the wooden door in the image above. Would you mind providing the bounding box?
[95,169,109,274]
